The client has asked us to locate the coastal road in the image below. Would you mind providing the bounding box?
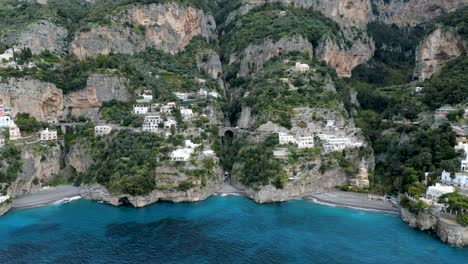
[12,185,81,210]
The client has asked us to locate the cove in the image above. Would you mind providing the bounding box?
[0,196,467,264]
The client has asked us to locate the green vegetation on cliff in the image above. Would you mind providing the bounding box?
[0,143,22,194]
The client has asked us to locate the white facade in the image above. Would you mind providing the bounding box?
[278,133,296,145]
[198,89,208,98]
[180,107,193,120]
[209,91,220,98]
[0,116,14,128]
[40,128,57,141]
[0,48,20,62]
[143,115,161,133]
[294,62,310,73]
[9,124,21,140]
[170,148,193,161]
[326,120,335,127]
[319,134,362,151]
[0,195,10,204]
[164,119,177,129]
[426,183,455,200]
[160,106,172,113]
[95,126,112,136]
[297,136,315,149]
[441,171,468,188]
[435,105,457,116]
[133,105,149,115]
[175,92,190,101]
[136,93,153,103]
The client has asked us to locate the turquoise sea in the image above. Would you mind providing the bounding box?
[0,196,467,264]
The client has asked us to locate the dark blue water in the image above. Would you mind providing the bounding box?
[0,196,467,264]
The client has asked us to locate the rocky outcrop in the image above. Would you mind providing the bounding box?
[229,0,373,29]
[0,78,64,121]
[0,201,12,216]
[8,145,62,198]
[374,0,468,27]
[413,28,467,81]
[232,168,347,203]
[65,144,94,174]
[401,208,468,247]
[64,74,130,119]
[316,34,375,78]
[15,21,68,55]
[197,53,223,80]
[231,36,314,77]
[71,3,216,59]
[81,179,222,207]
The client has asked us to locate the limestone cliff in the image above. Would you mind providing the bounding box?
[230,0,373,29]
[230,36,314,77]
[374,0,468,27]
[0,201,11,216]
[413,28,467,81]
[197,53,223,80]
[65,144,94,174]
[401,208,468,247]
[71,3,216,59]
[8,144,62,198]
[0,78,64,121]
[64,74,130,119]
[15,21,68,55]
[316,33,375,78]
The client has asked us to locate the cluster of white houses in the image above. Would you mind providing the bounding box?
[0,104,21,141]
[278,128,363,151]
[174,89,220,101]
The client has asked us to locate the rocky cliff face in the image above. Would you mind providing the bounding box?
[413,28,467,81]
[15,21,68,55]
[374,0,468,27]
[0,201,11,216]
[8,145,62,198]
[400,208,468,247]
[197,54,223,80]
[230,36,314,77]
[64,74,130,119]
[81,178,222,207]
[71,3,216,59]
[0,78,64,121]
[316,34,375,78]
[233,0,373,29]
[65,144,94,174]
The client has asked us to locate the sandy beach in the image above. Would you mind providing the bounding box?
[308,191,400,213]
[11,185,81,210]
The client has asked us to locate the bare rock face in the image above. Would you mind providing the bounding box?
[231,36,314,77]
[71,3,216,59]
[15,21,68,55]
[233,0,373,29]
[64,74,130,119]
[413,28,467,81]
[374,0,468,27]
[316,35,375,78]
[197,54,223,80]
[0,78,64,121]
[65,144,95,174]
[8,145,62,197]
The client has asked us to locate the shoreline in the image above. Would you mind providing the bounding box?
[11,185,82,211]
[307,191,400,214]
[6,185,399,216]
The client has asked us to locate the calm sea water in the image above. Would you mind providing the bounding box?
[0,196,467,264]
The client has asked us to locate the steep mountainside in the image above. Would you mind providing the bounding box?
[0,0,466,215]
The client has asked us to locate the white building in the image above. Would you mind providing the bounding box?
[426,183,455,200]
[175,92,190,101]
[95,126,112,136]
[40,128,57,141]
[170,148,193,161]
[180,107,193,120]
[9,124,21,140]
[319,134,362,151]
[441,171,468,188]
[278,133,296,145]
[133,105,149,115]
[160,106,172,113]
[136,93,153,103]
[0,116,15,128]
[209,91,220,98]
[294,62,310,73]
[164,119,177,129]
[326,120,335,128]
[0,105,12,116]
[198,89,208,98]
[170,140,199,162]
[297,136,315,149]
[435,105,457,116]
[0,195,10,204]
[143,115,161,133]
[0,48,20,63]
